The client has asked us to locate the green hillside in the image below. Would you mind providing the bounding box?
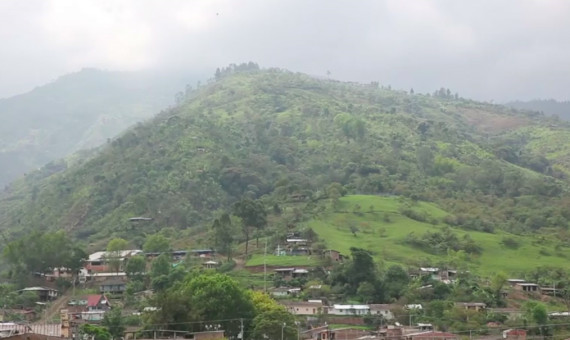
[307,195,570,275]
[0,68,193,186]
[2,64,570,273]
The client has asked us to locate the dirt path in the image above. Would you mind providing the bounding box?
[36,292,72,323]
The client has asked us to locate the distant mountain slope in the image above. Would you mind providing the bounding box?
[506,99,570,120]
[2,66,570,247]
[0,68,194,186]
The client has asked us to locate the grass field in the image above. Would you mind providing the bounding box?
[246,254,324,267]
[306,195,570,276]
[228,269,268,289]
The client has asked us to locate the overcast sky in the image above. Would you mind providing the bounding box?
[1,0,569,102]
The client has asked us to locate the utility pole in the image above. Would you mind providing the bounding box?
[239,318,244,340]
[264,238,267,292]
[281,322,286,340]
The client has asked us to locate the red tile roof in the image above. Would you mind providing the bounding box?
[87,294,103,307]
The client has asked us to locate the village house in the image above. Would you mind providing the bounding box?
[189,249,216,258]
[85,249,143,273]
[507,279,526,287]
[289,247,312,256]
[286,238,309,246]
[202,260,219,269]
[85,272,128,282]
[369,304,396,320]
[270,287,300,298]
[281,301,325,315]
[145,250,189,261]
[406,331,459,340]
[329,304,370,316]
[302,325,335,340]
[455,302,486,311]
[98,278,126,294]
[540,287,558,296]
[84,294,111,311]
[381,325,403,340]
[548,311,570,318]
[20,287,58,302]
[274,267,309,281]
[503,329,526,340]
[515,283,540,293]
[419,268,439,280]
[323,249,345,262]
[45,267,74,281]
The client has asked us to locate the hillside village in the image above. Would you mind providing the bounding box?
[1,228,569,340]
[4,68,570,340]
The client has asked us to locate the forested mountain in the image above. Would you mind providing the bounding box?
[0,68,194,186]
[2,66,570,248]
[506,99,570,120]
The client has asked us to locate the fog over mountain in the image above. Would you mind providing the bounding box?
[1,0,570,102]
[0,68,195,186]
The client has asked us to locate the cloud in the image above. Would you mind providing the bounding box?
[0,0,569,101]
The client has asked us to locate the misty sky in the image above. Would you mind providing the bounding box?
[1,0,569,102]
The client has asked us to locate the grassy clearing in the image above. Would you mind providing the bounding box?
[228,269,268,289]
[308,195,570,276]
[246,254,324,267]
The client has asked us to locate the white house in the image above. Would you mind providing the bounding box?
[369,304,396,320]
[329,304,370,315]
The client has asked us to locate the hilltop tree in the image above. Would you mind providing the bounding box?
[233,199,267,256]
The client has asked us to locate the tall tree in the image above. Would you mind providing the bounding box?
[211,213,235,261]
[233,199,267,256]
[125,255,146,281]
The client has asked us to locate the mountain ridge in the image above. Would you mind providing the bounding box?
[2,66,570,253]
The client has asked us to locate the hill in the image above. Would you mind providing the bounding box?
[506,99,570,120]
[0,68,194,186]
[3,65,570,267]
[307,195,570,275]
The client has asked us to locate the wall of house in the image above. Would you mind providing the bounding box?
[2,333,63,340]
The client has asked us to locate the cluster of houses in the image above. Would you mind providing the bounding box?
[278,301,495,317]
[300,323,528,340]
[4,244,561,340]
[8,247,219,338]
[274,233,346,262]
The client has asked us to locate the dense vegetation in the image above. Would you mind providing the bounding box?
[0,68,191,186]
[3,64,570,261]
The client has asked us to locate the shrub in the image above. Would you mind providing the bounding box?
[501,237,520,249]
